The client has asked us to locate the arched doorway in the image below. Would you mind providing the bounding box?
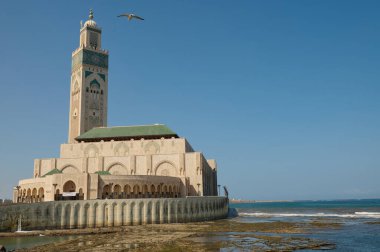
[150,185,156,198]
[63,180,76,192]
[27,189,31,203]
[133,185,140,198]
[113,184,121,199]
[79,188,84,200]
[124,185,131,198]
[62,180,77,200]
[102,185,111,199]
[142,184,148,198]
[38,187,44,202]
[32,188,37,203]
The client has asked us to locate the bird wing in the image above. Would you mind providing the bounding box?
[117,13,130,17]
[132,15,144,20]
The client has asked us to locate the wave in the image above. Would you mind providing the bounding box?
[239,211,380,219]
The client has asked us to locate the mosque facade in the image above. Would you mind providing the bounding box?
[13,11,218,204]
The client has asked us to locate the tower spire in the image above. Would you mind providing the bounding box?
[89,9,94,20]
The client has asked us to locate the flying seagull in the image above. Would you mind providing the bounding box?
[117,13,144,21]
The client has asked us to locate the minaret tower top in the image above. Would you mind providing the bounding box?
[79,9,102,49]
[68,10,109,143]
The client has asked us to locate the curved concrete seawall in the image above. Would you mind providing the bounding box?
[0,197,228,231]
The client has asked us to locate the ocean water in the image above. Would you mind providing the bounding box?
[0,235,80,251]
[231,199,380,251]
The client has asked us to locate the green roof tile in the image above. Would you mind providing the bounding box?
[42,168,62,177]
[76,124,178,142]
[95,170,111,175]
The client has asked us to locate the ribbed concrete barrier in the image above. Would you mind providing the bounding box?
[0,197,228,231]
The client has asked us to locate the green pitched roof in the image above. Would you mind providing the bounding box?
[95,170,111,175]
[76,124,178,142]
[42,168,62,177]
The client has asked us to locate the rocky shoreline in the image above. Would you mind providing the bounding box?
[3,219,341,251]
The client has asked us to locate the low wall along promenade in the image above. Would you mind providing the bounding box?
[0,197,228,231]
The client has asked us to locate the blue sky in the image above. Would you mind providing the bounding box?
[0,0,379,200]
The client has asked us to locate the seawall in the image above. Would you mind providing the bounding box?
[0,196,228,231]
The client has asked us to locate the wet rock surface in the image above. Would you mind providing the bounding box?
[15,220,338,251]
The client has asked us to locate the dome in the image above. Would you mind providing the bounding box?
[84,9,97,28]
[84,19,97,27]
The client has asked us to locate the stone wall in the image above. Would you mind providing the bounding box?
[0,197,228,232]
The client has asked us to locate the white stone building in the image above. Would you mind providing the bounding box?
[14,10,218,204]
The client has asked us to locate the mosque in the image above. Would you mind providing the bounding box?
[13,11,218,204]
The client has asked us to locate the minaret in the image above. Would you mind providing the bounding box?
[68,10,109,143]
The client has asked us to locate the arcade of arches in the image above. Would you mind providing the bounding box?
[101,183,180,199]
[17,177,182,203]
[18,187,45,203]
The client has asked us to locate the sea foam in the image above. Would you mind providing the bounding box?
[239,211,380,219]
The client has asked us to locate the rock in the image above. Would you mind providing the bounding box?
[0,244,6,252]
